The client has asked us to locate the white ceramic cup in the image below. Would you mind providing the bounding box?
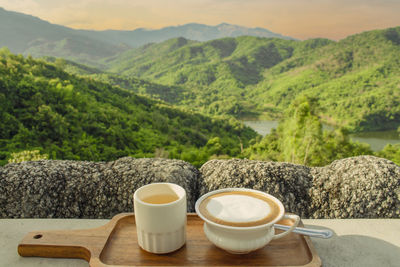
[195,188,300,254]
[133,183,187,254]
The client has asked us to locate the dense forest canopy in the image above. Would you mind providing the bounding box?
[0,48,257,166]
[1,48,399,167]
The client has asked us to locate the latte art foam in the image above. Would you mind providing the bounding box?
[198,191,281,227]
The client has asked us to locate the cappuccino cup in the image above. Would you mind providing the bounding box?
[195,188,300,254]
[133,183,186,254]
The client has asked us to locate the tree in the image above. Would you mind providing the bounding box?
[206,137,223,156]
[375,144,400,166]
[279,96,324,165]
[245,96,373,166]
[8,150,48,163]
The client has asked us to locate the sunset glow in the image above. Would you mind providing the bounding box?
[0,0,399,40]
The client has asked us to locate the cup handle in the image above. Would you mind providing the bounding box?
[272,214,300,240]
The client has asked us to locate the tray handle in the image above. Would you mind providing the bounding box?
[18,213,129,263]
[18,228,104,262]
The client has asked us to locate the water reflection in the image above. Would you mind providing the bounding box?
[243,120,400,152]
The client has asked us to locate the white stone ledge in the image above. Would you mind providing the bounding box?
[1,219,399,267]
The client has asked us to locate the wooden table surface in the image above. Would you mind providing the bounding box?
[1,218,399,267]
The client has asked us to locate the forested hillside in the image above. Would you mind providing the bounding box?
[45,57,189,105]
[106,36,299,118]
[105,28,400,132]
[45,55,400,166]
[2,48,400,167]
[251,27,400,132]
[0,49,257,166]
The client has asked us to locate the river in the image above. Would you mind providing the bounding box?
[243,120,400,152]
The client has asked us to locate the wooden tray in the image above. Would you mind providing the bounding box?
[18,213,321,266]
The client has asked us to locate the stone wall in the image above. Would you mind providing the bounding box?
[0,155,399,219]
[0,158,199,218]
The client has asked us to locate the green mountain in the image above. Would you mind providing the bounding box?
[250,27,400,132]
[105,28,400,132]
[105,36,302,117]
[0,48,257,166]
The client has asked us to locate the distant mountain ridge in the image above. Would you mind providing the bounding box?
[0,7,126,66]
[0,7,293,65]
[78,22,294,47]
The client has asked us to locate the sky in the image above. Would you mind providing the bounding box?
[0,0,400,40]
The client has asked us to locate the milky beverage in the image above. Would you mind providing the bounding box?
[141,194,179,204]
[198,191,281,227]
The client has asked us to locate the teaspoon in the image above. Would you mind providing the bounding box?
[274,224,333,239]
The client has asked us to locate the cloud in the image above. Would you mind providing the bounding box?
[0,0,40,12]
